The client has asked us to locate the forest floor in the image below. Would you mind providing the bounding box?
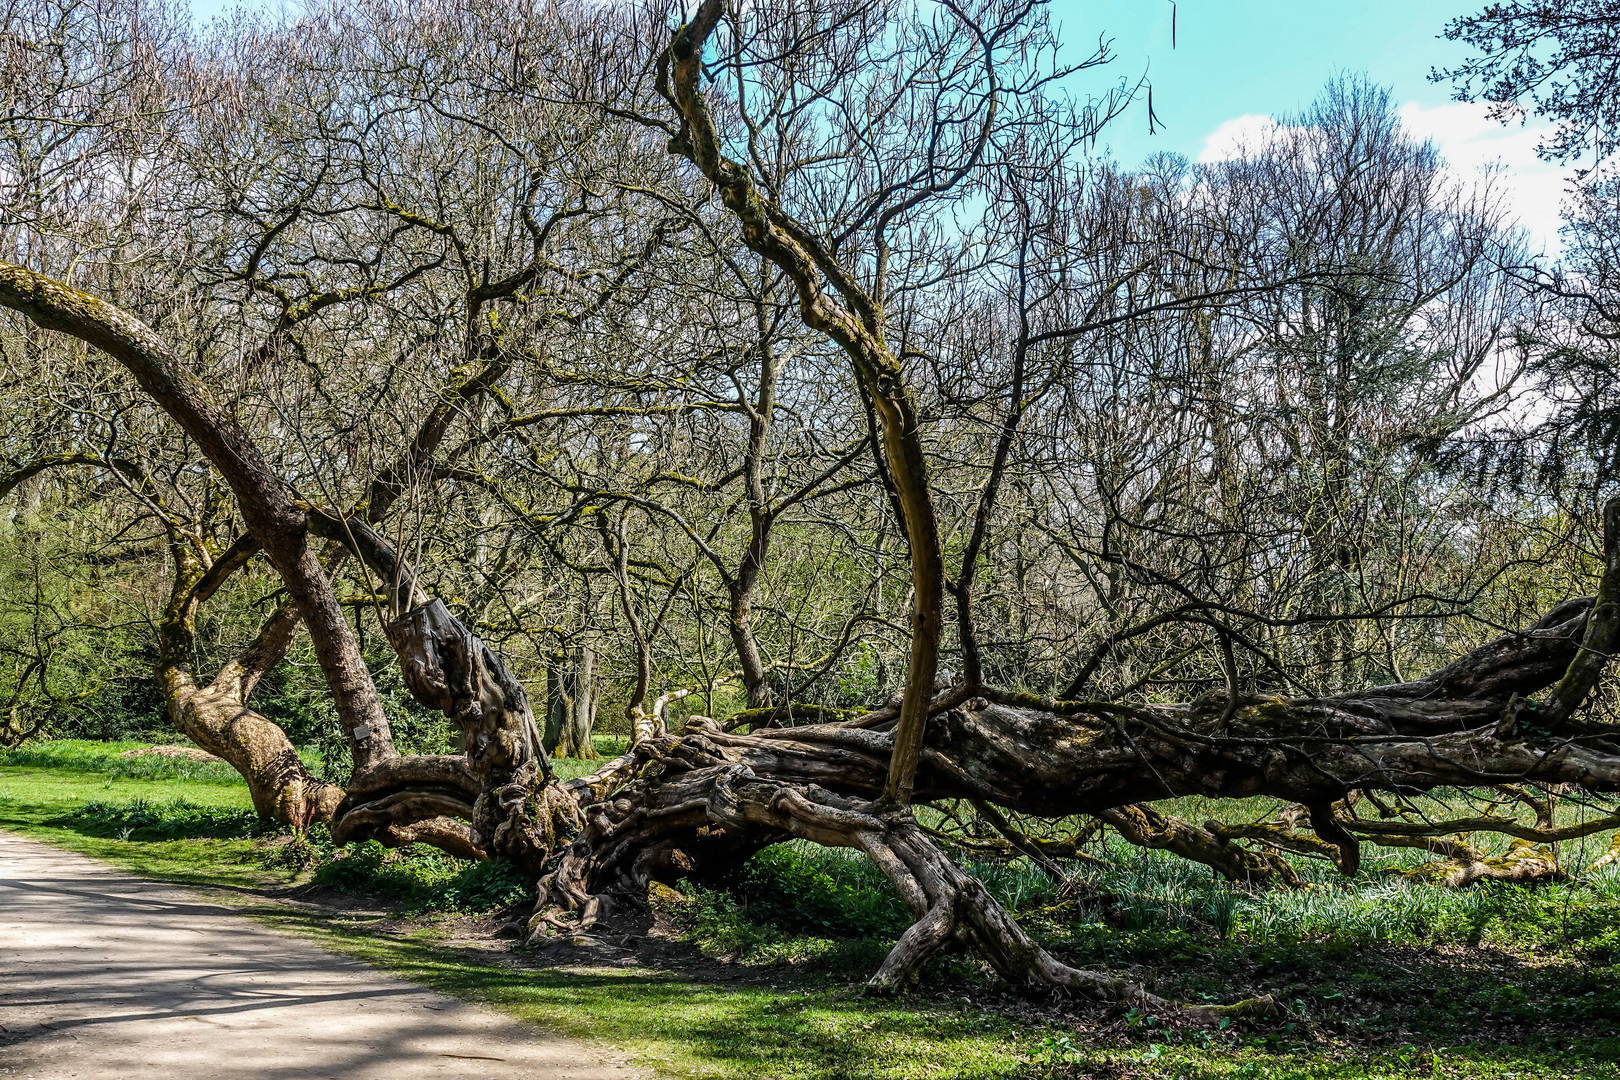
[1,741,1618,1079]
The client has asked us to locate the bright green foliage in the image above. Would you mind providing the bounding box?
[737,843,911,937]
[66,797,278,840]
[0,739,254,783]
[310,838,532,915]
[0,511,168,744]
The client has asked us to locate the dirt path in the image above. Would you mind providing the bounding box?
[0,831,640,1079]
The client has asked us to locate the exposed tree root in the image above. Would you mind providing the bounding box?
[160,586,1620,1011]
[525,739,1279,1014]
[708,770,1179,1004]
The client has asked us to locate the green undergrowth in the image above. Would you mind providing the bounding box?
[69,796,281,840]
[54,797,533,916]
[2,735,626,785]
[649,838,1620,1071]
[299,833,534,914]
[5,743,1620,1077]
[675,837,1620,969]
[547,735,629,781]
[257,908,1620,1080]
[0,741,543,915]
[0,758,275,887]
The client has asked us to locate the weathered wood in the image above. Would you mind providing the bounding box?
[354,598,564,860]
[515,596,1620,997]
[563,646,600,759]
[157,535,343,826]
[1098,804,1301,887]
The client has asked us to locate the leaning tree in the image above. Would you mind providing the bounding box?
[7,0,1620,1011]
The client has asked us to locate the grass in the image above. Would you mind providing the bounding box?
[548,734,629,782]
[0,737,261,783]
[305,836,535,913]
[0,749,278,887]
[3,736,1620,1079]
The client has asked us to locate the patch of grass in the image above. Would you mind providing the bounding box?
[63,796,280,840]
[0,734,619,913]
[6,757,1620,1078]
[715,841,1063,943]
[11,778,531,916]
[1039,847,1620,955]
[309,837,533,914]
[736,842,912,937]
[0,738,255,783]
[646,835,1620,1064]
[656,877,893,971]
[547,735,630,782]
[0,762,278,888]
[259,915,1073,1080]
[188,904,1620,1080]
[4,734,627,784]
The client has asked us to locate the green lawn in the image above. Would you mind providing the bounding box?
[2,741,1618,1080]
[0,755,274,887]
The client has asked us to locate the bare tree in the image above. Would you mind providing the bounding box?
[7,0,1620,1013]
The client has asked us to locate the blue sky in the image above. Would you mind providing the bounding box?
[185,0,1575,252]
[1064,0,1476,162]
[1065,0,1573,252]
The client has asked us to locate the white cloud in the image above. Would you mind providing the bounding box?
[1196,114,1282,164]
[1395,101,1572,257]
[1196,102,1576,257]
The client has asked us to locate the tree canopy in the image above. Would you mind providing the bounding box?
[2,0,1619,1009]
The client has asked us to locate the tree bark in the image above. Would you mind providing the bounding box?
[0,451,344,822]
[524,594,1616,999]
[563,645,600,759]
[13,262,1620,1010]
[156,537,344,825]
[0,262,395,771]
[543,657,569,756]
[659,5,946,806]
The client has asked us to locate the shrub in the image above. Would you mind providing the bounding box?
[655,878,892,969]
[736,842,911,937]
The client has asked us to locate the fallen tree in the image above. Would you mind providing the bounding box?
[7,252,1620,1006]
[7,0,1620,1017]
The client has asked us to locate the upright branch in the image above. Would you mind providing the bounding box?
[1542,496,1620,730]
[659,0,946,805]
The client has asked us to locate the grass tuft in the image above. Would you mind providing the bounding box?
[1,738,270,783]
[62,796,279,840]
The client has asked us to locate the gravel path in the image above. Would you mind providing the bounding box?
[0,831,639,1080]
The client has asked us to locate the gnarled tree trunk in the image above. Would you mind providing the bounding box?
[517,593,1614,1003]
[11,255,1620,1012]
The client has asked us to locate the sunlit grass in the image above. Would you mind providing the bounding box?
[4,741,1620,1078]
[0,761,275,887]
[0,737,256,783]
